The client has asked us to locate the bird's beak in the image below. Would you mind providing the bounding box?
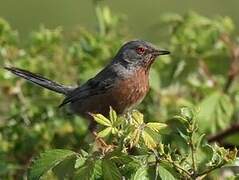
[153,49,170,56]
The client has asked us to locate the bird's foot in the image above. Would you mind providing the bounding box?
[92,131,115,155]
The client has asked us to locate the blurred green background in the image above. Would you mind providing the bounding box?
[1,0,239,179]
[1,0,239,40]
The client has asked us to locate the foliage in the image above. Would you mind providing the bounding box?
[0,1,239,179]
[28,108,237,179]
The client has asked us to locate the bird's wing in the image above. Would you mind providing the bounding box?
[59,66,118,107]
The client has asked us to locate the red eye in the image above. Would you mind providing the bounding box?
[136,47,145,55]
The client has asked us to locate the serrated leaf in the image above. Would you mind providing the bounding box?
[131,110,144,125]
[158,165,176,180]
[172,115,187,123]
[109,106,117,123]
[177,129,189,142]
[102,159,121,180]
[98,127,112,137]
[180,107,194,121]
[197,91,233,133]
[142,130,157,149]
[29,149,76,180]
[129,129,141,148]
[52,155,76,180]
[111,154,134,164]
[146,122,167,132]
[91,113,111,127]
[74,159,102,180]
[75,157,87,169]
[113,116,124,127]
[196,134,206,150]
[74,164,94,180]
[132,166,149,180]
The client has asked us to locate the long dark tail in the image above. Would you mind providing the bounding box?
[4,67,73,95]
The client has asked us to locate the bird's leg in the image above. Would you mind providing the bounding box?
[92,131,115,155]
[88,116,115,154]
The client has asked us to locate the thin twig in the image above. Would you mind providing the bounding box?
[189,135,197,173]
[163,156,192,178]
[170,160,192,178]
[196,162,226,178]
[152,150,192,179]
[188,121,197,178]
[198,59,217,87]
[220,34,239,93]
[208,122,239,143]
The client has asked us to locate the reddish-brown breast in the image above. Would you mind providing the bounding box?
[108,68,149,114]
[70,68,149,117]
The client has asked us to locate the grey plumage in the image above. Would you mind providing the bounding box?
[4,40,170,117]
[4,67,73,95]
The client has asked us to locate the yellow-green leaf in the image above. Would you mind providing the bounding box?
[91,113,111,127]
[109,106,117,123]
[129,129,141,148]
[111,127,118,134]
[142,131,157,149]
[98,127,112,137]
[146,123,167,132]
[131,110,144,125]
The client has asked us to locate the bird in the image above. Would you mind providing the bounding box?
[4,40,170,130]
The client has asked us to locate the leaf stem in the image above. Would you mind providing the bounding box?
[154,150,191,179]
[187,119,197,177]
[166,158,191,178]
[189,134,196,174]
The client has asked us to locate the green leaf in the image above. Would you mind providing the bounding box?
[142,130,157,149]
[129,129,141,148]
[197,91,233,133]
[109,106,117,123]
[180,107,194,121]
[98,127,112,137]
[110,153,134,164]
[131,110,144,125]
[74,159,102,180]
[132,166,149,180]
[146,122,167,132]
[29,149,76,180]
[158,165,176,180]
[91,113,111,127]
[177,129,189,142]
[74,163,94,180]
[102,159,121,180]
[196,134,206,150]
[75,157,87,169]
[113,116,124,127]
[52,155,76,180]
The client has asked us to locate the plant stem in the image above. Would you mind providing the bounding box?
[153,149,191,179]
[208,122,239,143]
[189,134,196,173]
[163,156,192,179]
[169,160,191,178]
[196,162,226,178]
[188,121,197,178]
[220,34,239,93]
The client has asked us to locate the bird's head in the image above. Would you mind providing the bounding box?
[114,40,170,70]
